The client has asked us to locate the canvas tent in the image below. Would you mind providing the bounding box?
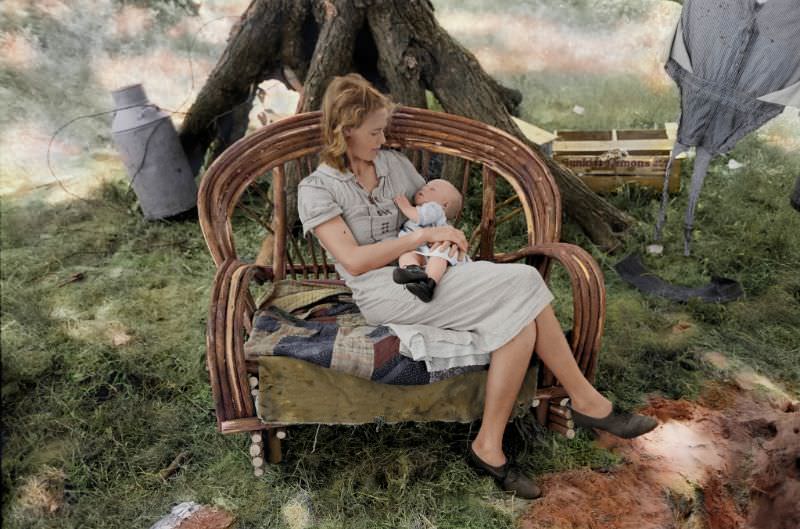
[654,0,800,256]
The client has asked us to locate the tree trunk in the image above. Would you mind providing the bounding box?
[179,0,634,252]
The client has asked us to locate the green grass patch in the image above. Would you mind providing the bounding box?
[3,1,799,527]
[5,127,798,526]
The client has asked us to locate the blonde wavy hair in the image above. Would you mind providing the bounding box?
[319,73,396,172]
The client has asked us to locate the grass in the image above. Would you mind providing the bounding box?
[1,172,624,528]
[594,131,800,398]
[3,0,799,527]
[3,132,798,528]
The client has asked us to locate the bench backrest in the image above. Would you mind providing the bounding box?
[198,106,561,278]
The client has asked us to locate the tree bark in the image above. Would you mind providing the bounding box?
[178,0,633,251]
[178,0,289,174]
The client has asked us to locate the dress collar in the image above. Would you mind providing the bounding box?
[317,149,389,181]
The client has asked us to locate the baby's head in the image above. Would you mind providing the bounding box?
[414,179,463,221]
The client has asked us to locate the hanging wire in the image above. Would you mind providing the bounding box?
[45,105,177,211]
[43,13,249,214]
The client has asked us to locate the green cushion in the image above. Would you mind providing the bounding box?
[257,355,539,425]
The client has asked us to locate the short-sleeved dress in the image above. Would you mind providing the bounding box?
[297,148,554,372]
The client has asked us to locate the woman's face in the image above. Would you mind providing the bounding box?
[344,107,389,164]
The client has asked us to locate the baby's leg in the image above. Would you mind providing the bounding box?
[394,251,428,285]
[424,242,452,283]
[425,256,448,283]
[398,251,424,268]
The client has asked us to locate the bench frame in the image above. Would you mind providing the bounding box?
[198,106,606,466]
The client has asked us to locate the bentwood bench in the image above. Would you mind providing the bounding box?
[198,106,606,472]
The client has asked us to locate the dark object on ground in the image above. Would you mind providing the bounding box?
[614,253,743,303]
[57,272,85,287]
[158,451,190,481]
[791,175,800,212]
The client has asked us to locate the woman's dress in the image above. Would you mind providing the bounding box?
[297,149,554,372]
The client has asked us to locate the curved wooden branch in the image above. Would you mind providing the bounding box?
[495,242,606,385]
[207,259,273,430]
[198,106,561,268]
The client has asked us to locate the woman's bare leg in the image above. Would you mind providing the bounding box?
[471,318,537,467]
[471,303,611,467]
[532,305,611,417]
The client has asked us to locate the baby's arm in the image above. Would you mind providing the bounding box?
[417,201,447,227]
[394,195,419,223]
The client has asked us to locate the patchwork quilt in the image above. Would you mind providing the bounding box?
[243,279,487,385]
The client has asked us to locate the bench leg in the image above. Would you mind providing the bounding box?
[247,375,286,471]
[249,431,266,476]
[548,400,575,439]
[266,427,283,464]
[248,427,285,475]
[534,397,576,439]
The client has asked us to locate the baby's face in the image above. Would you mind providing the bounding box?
[414,180,459,208]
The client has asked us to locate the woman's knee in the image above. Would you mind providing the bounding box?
[512,263,545,290]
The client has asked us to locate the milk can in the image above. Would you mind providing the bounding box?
[110,84,197,219]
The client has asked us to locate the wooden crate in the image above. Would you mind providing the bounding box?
[552,123,680,193]
[512,116,557,156]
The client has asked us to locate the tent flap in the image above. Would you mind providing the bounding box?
[655,0,800,255]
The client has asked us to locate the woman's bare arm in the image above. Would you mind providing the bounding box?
[313,215,468,276]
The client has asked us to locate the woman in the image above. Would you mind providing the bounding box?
[297,73,657,499]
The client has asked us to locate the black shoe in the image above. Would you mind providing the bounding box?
[393,265,429,284]
[467,445,542,499]
[406,277,437,302]
[569,403,658,439]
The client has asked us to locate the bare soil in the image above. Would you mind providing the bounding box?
[520,380,799,529]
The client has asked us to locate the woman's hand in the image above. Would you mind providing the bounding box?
[418,226,468,261]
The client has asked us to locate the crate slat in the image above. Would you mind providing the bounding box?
[553,122,680,193]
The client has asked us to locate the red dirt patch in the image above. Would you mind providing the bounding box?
[642,396,695,422]
[177,506,236,529]
[703,474,746,529]
[748,411,800,529]
[519,465,671,529]
[520,384,800,529]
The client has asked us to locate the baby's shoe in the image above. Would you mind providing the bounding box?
[393,265,429,284]
[407,277,437,302]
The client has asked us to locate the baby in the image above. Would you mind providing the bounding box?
[392,178,471,302]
